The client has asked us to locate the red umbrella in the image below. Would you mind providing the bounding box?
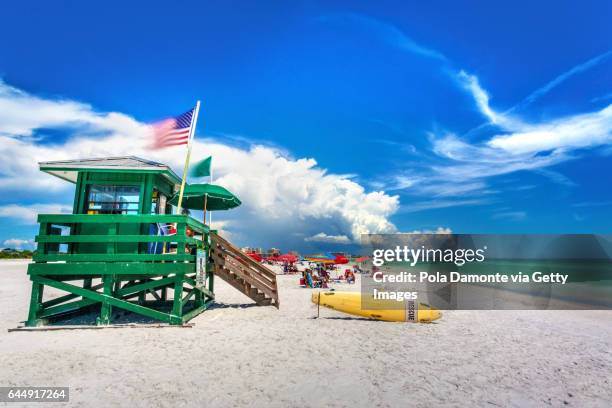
[246,252,262,262]
[333,253,349,264]
[277,254,298,263]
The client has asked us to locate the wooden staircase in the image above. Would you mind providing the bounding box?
[209,232,279,308]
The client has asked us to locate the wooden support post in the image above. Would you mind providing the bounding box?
[161,276,168,302]
[205,232,214,296]
[176,222,187,255]
[138,279,146,304]
[171,273,184,324]
[207,263,215,296]
[26,280,44,327]
[194,283,204,308]
[98,274,114,325]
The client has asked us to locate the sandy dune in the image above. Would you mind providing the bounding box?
[1,260,611,407]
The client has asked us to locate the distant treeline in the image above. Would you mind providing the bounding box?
[0,249,34,259]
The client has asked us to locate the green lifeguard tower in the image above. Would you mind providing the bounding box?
[26,156,279,327]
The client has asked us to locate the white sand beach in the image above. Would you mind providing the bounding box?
[1,260,612,407]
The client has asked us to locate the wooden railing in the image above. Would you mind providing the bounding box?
[210,232,279,308]
[32,214,209,265]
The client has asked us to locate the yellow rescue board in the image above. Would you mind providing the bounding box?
[312,291,441,322]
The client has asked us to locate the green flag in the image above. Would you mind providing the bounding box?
[191,156,212,178]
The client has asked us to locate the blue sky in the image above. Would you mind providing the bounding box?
[0,1,611,251]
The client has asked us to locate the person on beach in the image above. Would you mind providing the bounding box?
[345,269,355,284]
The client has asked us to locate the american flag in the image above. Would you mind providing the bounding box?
[151,108,194,149]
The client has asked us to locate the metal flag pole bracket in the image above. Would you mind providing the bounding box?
[176,100,201,213]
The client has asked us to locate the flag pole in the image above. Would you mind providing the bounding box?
[176,100,201,213]
[209,165,213,227]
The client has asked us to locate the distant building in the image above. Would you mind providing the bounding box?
[267,248,281,257]
[241,247,263,254]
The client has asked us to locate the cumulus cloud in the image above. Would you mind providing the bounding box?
[305,233,351,244]
[0,80,147,139]
[3,238,34,249]
[0,80,399,248]
[0,203,72,224]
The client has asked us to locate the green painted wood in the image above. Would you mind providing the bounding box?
[72,172,84,214]
[116,276,177,297]
[37,214,208,232]
[181,299,214,323]
[98,275,114,325]
[40,298,99,319]
[208,269,215,295]
[175,222,187,254]
[35,276,177,324]
[28,262,195,276]
[171,274,184,319]
[37,223,49,256]
[42,282,104,308]
[35,235,196,244]
[76,172,88,214]
[184,276,215,299]
[26,282,43,327]
[119,283,175,301]
[33,253,195,262]
[142,174,154,214]
[26,160,221,326]
[182,289,195,304]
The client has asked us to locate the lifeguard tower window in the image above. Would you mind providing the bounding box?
[85,185,140,215]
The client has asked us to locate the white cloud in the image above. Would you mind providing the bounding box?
[391,70,612,212]
[0,203,72,224]
[457,71,510,127]
[487,105,612,154]
[0,81,399,248]
[2,238,34,249]
[457,70,612,156]
[0,80,146,139]
[512,50,612,112]
[319,13,447,61]
[305,233,351,244]
[406,227,452,234]
[313,15,612,214]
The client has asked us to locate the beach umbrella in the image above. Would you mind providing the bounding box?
[304,254,336,264]
[354,256,369,263]
[246,252,263,262]
[169,183,241,224]
[333,253,349,264]
[277,254,298,263]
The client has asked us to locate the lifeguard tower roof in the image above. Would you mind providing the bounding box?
[39,156,182,186]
